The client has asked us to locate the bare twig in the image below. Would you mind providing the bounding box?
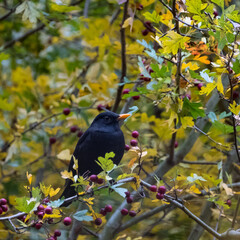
[232,195,240,228]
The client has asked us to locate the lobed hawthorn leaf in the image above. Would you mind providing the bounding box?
[96,152,115,172]
[183,98,206,119]
[73,210,93,222]
[143,10,161,24]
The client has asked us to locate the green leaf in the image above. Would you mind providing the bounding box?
[111,183,128,198]
[219,111,231,120]
[48,199,65,208]
[32,188,42,202]
[73,210,93,222]
[186,0,202,15]
[96,152,115,172]
[211,0,224,11]
[138,56,151,78]
[183,98,206,119]
[233,59,240,74]
[143,11,161,23]
[125,106,138,122]
[208,112,217,122]
[50,3,80,13]
[15,197,36,213]
[0,98,14,111]
[187,173,206,183]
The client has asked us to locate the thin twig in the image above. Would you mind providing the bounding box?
[232,195,240,228]
[182,160,218,165]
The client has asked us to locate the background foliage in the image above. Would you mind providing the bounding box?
[0,0,240,239]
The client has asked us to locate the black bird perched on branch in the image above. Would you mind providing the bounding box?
[60,111,130,206]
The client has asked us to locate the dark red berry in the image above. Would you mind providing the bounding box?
[127,196,133,204]
[37,205,45,212]
[95,218,102,226]
[129,210,136,217]
[90,175,98,182]
[121,208,129,216]
[105,205,112,212]
[100,208,107,216]
[70,126,78,133]
[132,95,140,100]
[49,137,56,145]
[54,230,61,237]
[147,67,154,74]
[77,130,84,138]
[140,76,151,82]
[125,144,130,151]
[0,207,2,214]
[125,191,131,197]
[228,68,233,74]
[144,21,152,28]
[63,217,72,226]
[97,104,104,111]
[142,29,149,36]
[158,185,166,194]
[197,83,203,90]
[37,211,44,219]
[226,199,232,207]
[150,185,157,192]
[132,131,139,138]
[105,104,111,110]
[45,206,53,214]
[156,193,164,200]
[97,178,104,184]
[213,10,218,17]
[185,94,191,100]
[174,141,178,148]
[122,89,130,95]
[233,91,239,100]
[1,205,8,212]
[42,198,50,204]
[35,222,42,230]
[63,108,71,115]
[0,198,7,205]
[137,4,143,10]
[130,139,138,146]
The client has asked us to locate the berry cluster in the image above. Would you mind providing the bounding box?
[0,198,8,215]
[122,89,140,101]
[125,131,139,152]
[120,208,136,217]
[89,175,104,185]
[124,191,133,204]
[149,185,167,200]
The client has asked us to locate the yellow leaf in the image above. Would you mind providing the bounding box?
[57,149,72,161]
[216,76,224,95]
[189,185,201,194]
[176,175,187,182]
[128,157,138,168]
[83,197,94,205]
[168,110,178,127]
[193,55,210,64]
[182,62,200,71]
[61,170,73,180]
[200,82,217,96]
[180,116,194,129]
[40,183,60,197]
[229,101,240,115]
[161,31,190,55]
[73,155,78,171]
[130,175,141,191]
[26,172,32,185]
[43,209,62,220]
[49,187,60,198]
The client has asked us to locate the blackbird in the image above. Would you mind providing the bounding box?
[60,111,130,206]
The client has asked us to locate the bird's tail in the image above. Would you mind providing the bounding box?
[60,179,76,207]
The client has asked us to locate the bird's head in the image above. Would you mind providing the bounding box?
[90,112,130,131]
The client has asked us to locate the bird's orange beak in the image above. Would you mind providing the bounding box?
[118,114,131,120]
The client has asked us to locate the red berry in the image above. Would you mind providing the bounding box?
[147,67,154,74]
[137,4,143,10]
[70,126,78,133]
[197,83,203,90]
[132,95,140,100]
[142,29,149,36]
[144,21,152,28]
[185,94,191,100]
[105,205,113,212]
[132,131,139,138]
[122,89,130,95]
[228,68,233,74]
[90,175,98,182]
[213,10,218,17]
[0,207,2,214]
[54,230,61,237]
[140,76,151,82]
[226,199,232,207]
[37,205,45,212]
[156,193,164,200]
[63,108,71,115]
[130,139,138,146]
[97,178,104,184]
[37,211,44,219]
[127,196,133,204]
[125,191,130,197]
[77,130,84,138]
[121,208,129,216]
[233,91,239,100]
[150,185,157,192]
[129,210,136,217]
[97,104,104,111]
[174,141,178,148]
[95,218,102,226]
[0,198,7,205]
[45,206,53,214]
[35,222,42,230]
[63,217,72,226]
[43,198,50,204]
[100,208,107,216]
[49,137,56,145]
[158,185,166,194]
[125,144,130,151]
[1,205,8,212]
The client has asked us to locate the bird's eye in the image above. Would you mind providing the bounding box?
[104,116,111,122]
